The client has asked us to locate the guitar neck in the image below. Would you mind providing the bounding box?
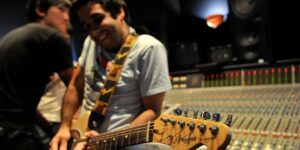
[75,122,154,149]
[72,114,232,150]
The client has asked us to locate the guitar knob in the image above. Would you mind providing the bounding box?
[92,121,98,128]
[197,124,206,133]
[225,114,233,126]
[184,109,189,117]
[212,113,221,122]
[187,122,195,130]
[173,108,183,116]
[202,111,211,120]
[170,119,177,126]
[160,118,169,124]
[178,121,185,128]
[210,125,219,136]
[193,110,199,119]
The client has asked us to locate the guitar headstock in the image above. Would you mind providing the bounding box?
[151,112,232,150]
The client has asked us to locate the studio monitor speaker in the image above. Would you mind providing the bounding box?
[228,0,272,63]
[171,42,200,68]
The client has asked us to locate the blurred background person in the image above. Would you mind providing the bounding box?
[0,0,74,149]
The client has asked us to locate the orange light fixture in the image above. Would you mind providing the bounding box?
[206,14,224,29]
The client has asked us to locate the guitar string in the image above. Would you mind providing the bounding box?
[75,121,225,144]
[82,124,150,149]
[85,127,217,149]
[74,123,150,143]
[89,124,150,142]
[78,123,219,149]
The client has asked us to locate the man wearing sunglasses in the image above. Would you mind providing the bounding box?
[50,0,172,149]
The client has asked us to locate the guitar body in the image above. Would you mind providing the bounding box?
[71,110,91,140]
[71,110,106,140]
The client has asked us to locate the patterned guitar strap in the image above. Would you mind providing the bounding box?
[88,34,138,130]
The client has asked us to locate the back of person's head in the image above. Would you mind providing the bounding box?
[27,0,72,22]
[72,0,131,24]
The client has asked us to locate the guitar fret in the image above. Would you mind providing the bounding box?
[120,135,124,147]
[84,124,150,149]
[109,138,112,150]
[101,139,105,150]
[113,137,118,150]
[99,141,102,150]
[137,130,139,144]
[119,134,123,147]
[128,132,131,145]
[103,139,107,150]
[125,134,129,146]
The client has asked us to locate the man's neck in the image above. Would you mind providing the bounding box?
[111,25,130,53]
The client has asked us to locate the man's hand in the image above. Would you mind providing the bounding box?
[73,130,99,150]
[50,126,71,150]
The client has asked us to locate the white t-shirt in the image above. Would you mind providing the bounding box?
[38,73,66,123]
[78,32,172,132]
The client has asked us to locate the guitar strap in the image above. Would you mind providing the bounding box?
[88,34,138,130]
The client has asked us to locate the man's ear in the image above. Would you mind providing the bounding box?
[118,7,125,19]
[35,8,46,18]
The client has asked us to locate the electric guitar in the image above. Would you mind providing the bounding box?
[71,110,92,140]
[71,113,232,150]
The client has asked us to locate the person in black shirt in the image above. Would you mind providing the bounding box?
[0,0,78,149]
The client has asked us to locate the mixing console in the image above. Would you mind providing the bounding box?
[164,65,300,150]
[163,84,300,149]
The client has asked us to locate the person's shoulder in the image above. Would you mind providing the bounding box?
[0,23,47,39]
[26,23,57,33]
[0,23,61,45]
[134,34,167,55]
[137,34,163,46]
[11,23,63,41]
[31,23,68,41]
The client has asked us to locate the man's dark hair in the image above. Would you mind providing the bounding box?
[72,0,131,24]
[27,0,71,22]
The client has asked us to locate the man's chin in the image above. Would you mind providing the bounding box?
[56,26,68,34]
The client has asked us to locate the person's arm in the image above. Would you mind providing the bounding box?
[60,65,84,129]
[129,92,166,127]
[130,41,171,127]
[50,65,84,150]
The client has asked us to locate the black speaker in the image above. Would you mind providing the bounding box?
[171,42,200,68]
[209,44,233,64]
[228,0,272,63]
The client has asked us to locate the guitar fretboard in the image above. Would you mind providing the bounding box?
[74,122,154,149]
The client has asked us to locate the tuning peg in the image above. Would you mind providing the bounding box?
[197,124,206,133]
[184,109,189,117]
[187,122,195,130]
[170,119,177,126]
[225,114,233,126]
[178,121,185,128]
[173,108,183,116]
[212,113,221,122]
[160,117,169,124]
[201,111,211,120]
[193,110,199,119]
[210,125,219,136]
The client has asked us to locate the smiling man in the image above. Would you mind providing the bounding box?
[50,0,172,150]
